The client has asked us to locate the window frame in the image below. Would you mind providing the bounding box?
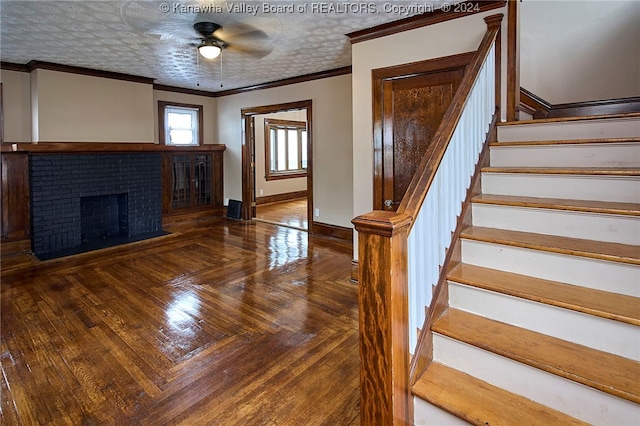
[158,101,204,146]
[264,118,308,181]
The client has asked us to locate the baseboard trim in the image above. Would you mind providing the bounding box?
[351,259,359,283]
[255,191,307,206]
[1,239,31,256]
[162,208,224,226]
[312,221,353,243]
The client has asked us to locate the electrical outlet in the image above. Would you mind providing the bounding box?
[225,198,229,205]
[314,208,320,217]
[259,189,263,195]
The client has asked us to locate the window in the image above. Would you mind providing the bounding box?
[264,119,307,180]
[158,101,203,146]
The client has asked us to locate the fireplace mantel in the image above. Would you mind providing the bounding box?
[2,142,226,154]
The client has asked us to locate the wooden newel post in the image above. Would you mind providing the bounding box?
[352,211,412,426]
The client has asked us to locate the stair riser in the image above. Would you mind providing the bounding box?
[481,173,640,203]
[433,334,639,425]
[471,203,640,245]
[448,283,640,361]
[461,239,640,297]
[490,143,640,168]
[413,398,469,426]
[497,117,640,142]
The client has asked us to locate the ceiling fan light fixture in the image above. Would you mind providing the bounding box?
[198,41,221,59]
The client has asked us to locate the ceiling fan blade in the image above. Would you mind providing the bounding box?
[226,44,273,59]
[216,22,269,41]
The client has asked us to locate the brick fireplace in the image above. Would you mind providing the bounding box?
[30,153,164,260]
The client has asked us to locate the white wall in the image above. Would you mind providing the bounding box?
[216,74,353,228]
[31,69,154,142]
[254,110,307,197]
[0,69,31,142]
[153,90,218,144]
[351,8,507,227]
[521,0,640,104]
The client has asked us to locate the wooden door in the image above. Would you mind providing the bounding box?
[373,53,472,211]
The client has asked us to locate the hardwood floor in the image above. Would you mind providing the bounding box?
[1,217,359,425]
[255,199,308,230]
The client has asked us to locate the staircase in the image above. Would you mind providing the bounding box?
[412,115,640,425]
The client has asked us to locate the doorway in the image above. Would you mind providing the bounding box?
[241,100,313,231]
[372,52,473,211]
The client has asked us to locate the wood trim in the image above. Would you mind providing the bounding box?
[506,0,519,121]
[351,211,412,426]
[158,101,204,146]
[240,100,313,231]
[0,83,3,144]
[372,51,475,210]
[351,259,359,283]
[1,142,225,153]
[311,221,353,242]
[215,67,351,97]
[0,62,30,72]
[409,110,498,385]
[255,191,307,206]
[263,118,308,181]
[398,14,503,217]
[162,207,224,226]
[25,61,154,84]
[548,96,640,119]
[519,87,551,118]
[347,1,505,44]
[153,84,218,98]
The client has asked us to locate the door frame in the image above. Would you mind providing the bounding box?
[372,52,474,210]
[240,100,313,231]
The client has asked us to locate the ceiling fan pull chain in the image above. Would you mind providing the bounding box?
[220,51,224,88]
[196,46,201,87]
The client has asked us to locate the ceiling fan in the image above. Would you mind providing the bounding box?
[192,21,272,60]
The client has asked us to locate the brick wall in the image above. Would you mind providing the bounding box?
[30,153,162,258]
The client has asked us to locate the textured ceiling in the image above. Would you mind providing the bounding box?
[0,0,447,92]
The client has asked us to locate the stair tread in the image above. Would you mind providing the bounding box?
[482,166,640,176]
[472,194,640,216]
[413,362,589,426]
[460,226,640,265]
[448,263,640,326]
[433,309,640,403]
[490,137,640,146]
[497,112,640,126]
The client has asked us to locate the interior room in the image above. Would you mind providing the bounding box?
[1,0,638,424]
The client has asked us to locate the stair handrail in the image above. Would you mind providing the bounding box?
[352,14,503,425]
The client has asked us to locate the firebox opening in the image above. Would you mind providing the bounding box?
[81,193,129,244]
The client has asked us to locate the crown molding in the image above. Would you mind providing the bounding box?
[25,61,155,84]
[213,66,352,97]
[347,0,506,44]
[153,84,219,98]
[0,62,30,72]
[2,61,351,98]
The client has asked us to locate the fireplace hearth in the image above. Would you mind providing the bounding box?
[30,153,166,260]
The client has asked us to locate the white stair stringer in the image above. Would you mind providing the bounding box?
[490,142,640,168]
[472,203,640,245]
[481,172,640,203]
[448,282,640,360]
[461,239,640,297]
[432,333,640,425]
